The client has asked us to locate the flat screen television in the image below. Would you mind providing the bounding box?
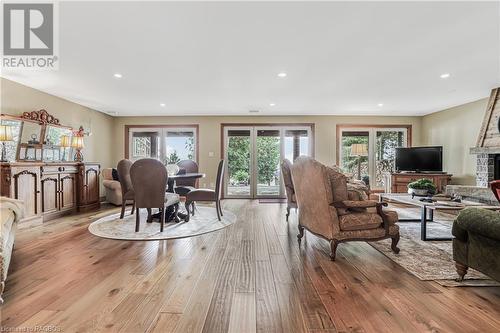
[395,146,443,172]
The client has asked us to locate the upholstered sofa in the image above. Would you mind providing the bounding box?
[102,168,122,205]
[453,208,500,282]
[1,197,24,303]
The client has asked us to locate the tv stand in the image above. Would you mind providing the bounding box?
[391,172,452,193]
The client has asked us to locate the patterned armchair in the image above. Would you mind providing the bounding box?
[291,156,400,260]
[281,159,297,221]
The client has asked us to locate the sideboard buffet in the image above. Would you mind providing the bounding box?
[0,110,100,226]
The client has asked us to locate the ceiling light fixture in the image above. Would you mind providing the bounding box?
[160,103,166,107]
[113,73,123,78]
[277,72,287,78]
[249,110,260,113]
[377,103,384,107]
[269,103,276,107]
[440,73,450,79]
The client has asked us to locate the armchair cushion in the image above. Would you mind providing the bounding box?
[339,212,382,231]
[454,208,500,241]
[165,193,180,207]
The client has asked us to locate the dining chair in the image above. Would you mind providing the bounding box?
[185,160,224,221]
[130,158,180,232]
[175,160,199,196]
[281,159,297,221]
[117,159,135,219]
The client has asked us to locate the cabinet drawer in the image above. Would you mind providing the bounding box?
[41,165,78,174]
[394,176,418,183]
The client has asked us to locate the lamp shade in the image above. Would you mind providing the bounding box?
[71,136,84,149]
[0,125,13,142]
[350,143,368,156]
[60,135,71,147]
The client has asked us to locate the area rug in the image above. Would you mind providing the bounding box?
[88,206,235,241]
[370,220,500,287]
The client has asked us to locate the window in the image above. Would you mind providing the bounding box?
[337,125,410,190]
[126,125,198,164]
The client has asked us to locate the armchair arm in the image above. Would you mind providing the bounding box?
[331,201,391,234]
[454,207,500,241]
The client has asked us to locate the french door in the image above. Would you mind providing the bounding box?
[223,125,313,198]
[339,127,409,190]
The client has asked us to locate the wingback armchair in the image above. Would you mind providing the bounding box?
[291,156,400,260]
[281,159,297,221]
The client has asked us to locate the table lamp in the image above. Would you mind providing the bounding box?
[60,135,71,161]
[71,136,84,162]
[0,125,14,162]
[350,143,368,180]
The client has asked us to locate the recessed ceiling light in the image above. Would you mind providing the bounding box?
[377,103,384,107]
[160,103,166,107]
[269,103,276,107]
[249,110,260,113]
[113,73,123,78]
[277,72,287,78]
[440,73,450,79]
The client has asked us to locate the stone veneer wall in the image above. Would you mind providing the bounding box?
[476,153,493,187]
[446,185,498,206]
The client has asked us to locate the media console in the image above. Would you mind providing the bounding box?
[390,172,452,193]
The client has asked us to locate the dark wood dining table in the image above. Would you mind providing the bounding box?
[159,172,206,222]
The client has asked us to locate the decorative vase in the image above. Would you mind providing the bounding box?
[166,164,180,176]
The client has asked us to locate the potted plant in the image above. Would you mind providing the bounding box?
[407,178,437,196]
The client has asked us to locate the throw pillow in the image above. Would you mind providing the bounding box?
[112,168,120,181]
[326,166,349,215]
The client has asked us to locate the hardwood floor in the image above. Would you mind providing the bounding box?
[2,200,500,332]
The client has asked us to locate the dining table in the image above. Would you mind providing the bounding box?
[152,172,206,223]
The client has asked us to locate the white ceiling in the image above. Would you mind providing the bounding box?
[2,1,500,116]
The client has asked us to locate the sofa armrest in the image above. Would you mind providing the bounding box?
[454,207,500,241]
[103,180,121,191]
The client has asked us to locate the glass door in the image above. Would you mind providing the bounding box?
[223,125,313,198]
[339,127,408,190]
[224,127,253,198]
[255,128,282,197]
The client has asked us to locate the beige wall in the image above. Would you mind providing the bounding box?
[1,78,115,192]
[113,116,422,188]
[421,98,488,185]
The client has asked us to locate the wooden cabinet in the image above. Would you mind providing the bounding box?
[390,173,452,193]
[77,163,100,212]
[0,162,100,225]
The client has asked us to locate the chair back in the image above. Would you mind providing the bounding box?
[281,159,295,203]
[117,159,134,196]
[491,180,500,204]
[176,160,198,187]
[291,156,338,238]
[130,158,168,208]
[215,160,225,199]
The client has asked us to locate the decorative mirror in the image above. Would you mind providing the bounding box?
[0,118,22,162]
[18,120,43,161]
[44,125,73,162]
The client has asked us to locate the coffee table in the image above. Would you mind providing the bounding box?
[379,193,500,241]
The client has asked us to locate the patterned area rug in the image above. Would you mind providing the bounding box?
[370,218,499,287]
[88,206,235,241]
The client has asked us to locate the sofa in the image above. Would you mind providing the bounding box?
[453,207,500,282]
[1,197,24,303]
[102,168,122,205]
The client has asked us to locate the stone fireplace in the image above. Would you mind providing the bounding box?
[446,87,500,204]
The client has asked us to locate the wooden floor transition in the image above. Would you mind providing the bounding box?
[2,200,500,332]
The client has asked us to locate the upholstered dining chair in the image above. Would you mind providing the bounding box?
[281,159,297,221]
[175,160,199,196]
[185,160,225,221]
[291,156,400,261]
[117,159,135,219]
[130,158,180,232]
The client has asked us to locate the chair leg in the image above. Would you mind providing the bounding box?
[120,199,126,219]
[455,262,469,282]
[185,201,191,222]
[160,207,164,232]
[131,201,135,215]
[329,240,339,261]
[286,207,290,221]
[297,224,305,243]
[218,200,223,216]
[147,208,152,223]
[215,200,221,221]
[391,233,400,254]
[173,203,179,221]
[135,208,140,232]
[191,202,196,216]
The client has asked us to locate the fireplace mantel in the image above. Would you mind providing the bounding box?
[470,147,500,154]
